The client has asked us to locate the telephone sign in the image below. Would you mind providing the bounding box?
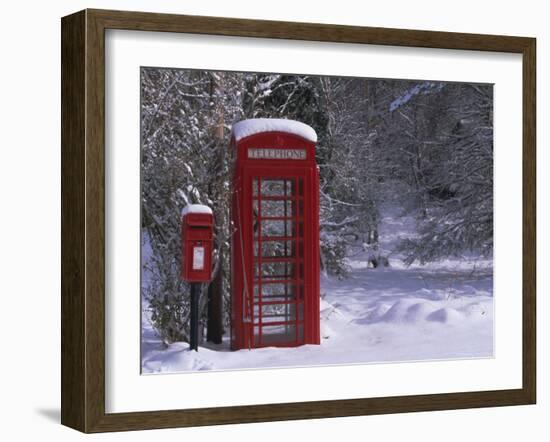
[247,148,307,160]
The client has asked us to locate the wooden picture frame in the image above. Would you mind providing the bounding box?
[61,8,536,433]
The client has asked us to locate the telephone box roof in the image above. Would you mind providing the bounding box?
[181,204,213,217]
[231,118,317,143]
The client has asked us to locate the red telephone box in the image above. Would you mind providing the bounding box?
[230,119,320,350]
[181,204,214,282]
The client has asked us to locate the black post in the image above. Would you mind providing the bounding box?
[190,283,200,351]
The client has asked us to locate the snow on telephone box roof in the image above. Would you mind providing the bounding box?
[181,204,213,217]
[231,118,318,143]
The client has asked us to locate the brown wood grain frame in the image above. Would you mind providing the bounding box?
[61,9,536,433]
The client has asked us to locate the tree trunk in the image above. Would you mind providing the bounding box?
[206,72,225,344]
[206,266,223,343]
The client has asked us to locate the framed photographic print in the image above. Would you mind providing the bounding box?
[61,9,536,433]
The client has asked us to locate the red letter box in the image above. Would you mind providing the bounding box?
[181,205,214,282]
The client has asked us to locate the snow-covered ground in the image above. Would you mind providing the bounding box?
[141,210,493,374]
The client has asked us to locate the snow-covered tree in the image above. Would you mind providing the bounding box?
[394,84,494,263]
[141,68,245,343]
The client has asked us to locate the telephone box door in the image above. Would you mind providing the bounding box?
[241,168,316,348]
